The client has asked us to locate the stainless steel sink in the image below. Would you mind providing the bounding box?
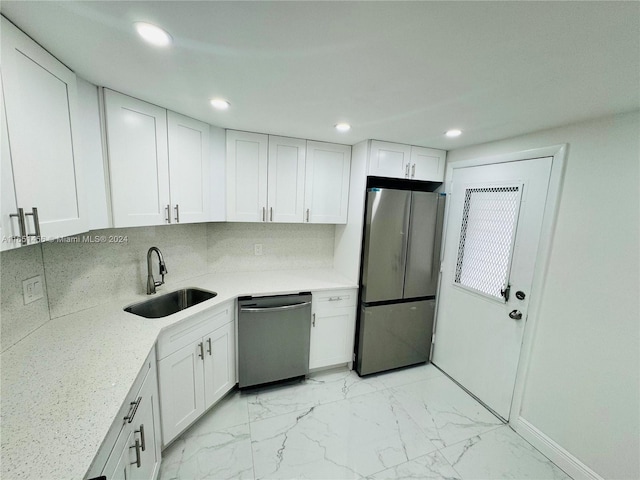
[124,288,217,318]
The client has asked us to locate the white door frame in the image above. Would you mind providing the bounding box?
[436,143,567,425]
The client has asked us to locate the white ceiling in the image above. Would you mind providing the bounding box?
[1,1,638,149]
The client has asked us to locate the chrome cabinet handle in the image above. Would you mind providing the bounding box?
[207,337,212,355]
[306,209,310,222]
[135,424,146,451]
[124,396,142,423]
[328,296,342,302]
[405,164,410,178]
[270,207,273,222]
[174,204,180,223]
[130,439,141,468]
[312,313,316,327]
[9,207,27,245]
[165,205,171,224]
[411,164,416,178]
[25,207,41,240]
[198,342,204,359]
[262,207,266,222]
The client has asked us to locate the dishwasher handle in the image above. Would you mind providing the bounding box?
[239,301,311,313]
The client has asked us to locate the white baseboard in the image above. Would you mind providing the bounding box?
[513,417,603,480]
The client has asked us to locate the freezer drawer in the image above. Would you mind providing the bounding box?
[238,294,311,388]
[356,299,435,376]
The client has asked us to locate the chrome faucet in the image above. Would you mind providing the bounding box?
[147,247,168,295]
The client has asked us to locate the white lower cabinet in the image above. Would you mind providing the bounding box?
[309,289,358,370]
[157,301,236,446]
[88,347,162,480]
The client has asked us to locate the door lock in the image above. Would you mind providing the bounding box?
[509,310,523,320]
[515,291,526,300]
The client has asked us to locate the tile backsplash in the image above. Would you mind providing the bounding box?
[0,222,335,352]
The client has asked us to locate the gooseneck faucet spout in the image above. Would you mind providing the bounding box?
[147,247,168,295]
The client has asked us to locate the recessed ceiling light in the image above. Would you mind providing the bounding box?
[134,22,172,47]
[445,129,462,138]
[210,98,230,110]
[335,123,351,132]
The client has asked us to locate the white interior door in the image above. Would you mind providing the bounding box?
[433,157,552,420]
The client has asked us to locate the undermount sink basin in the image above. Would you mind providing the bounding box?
[124,288,217,318]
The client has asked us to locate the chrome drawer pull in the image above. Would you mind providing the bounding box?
[25,207,41,240]
[124,396,142,423]
[135,424,146,452]
[130,439,141,468]
[9,208,27,245]
[328,297,342,302]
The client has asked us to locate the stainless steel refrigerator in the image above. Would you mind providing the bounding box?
[356,187,445,376]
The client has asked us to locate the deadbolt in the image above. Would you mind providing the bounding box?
[509,310,523,320]
[515,291,526,300]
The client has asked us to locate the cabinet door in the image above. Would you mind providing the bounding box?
[157,340,205,445]
[368,140,411,179]
[410,146,446,181]
[203,321,236,408]
[168,111,211,223]
[104,89,170,227]
[130,367,161,480]
[0,81,20,251]
[102,429,133,480]
[226,130,268,222]
[309,305,357,370]
[267,136,306,223]
[304,141,351,224]
[1,17,87,239]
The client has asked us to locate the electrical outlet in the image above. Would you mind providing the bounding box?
[23,275,44,305]
[254,244,263,256]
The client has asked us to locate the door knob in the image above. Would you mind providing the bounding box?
[509,310,523,320]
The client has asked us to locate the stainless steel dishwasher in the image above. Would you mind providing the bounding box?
[237,292,312,388]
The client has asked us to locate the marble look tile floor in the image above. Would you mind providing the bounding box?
[159,364,571,480]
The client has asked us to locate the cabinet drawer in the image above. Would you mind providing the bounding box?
[312,288,357,309]
[157,301,234,360]
[86,347,155,478]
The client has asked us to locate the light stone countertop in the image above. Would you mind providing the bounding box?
[0,268,357,480]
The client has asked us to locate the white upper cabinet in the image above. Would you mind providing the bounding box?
[1,83,19,251]
[104,90,170,227]
[268,136,306,223]
[104,90,211,226]
[226,130,268,222]
[304,141,351,224]
[368,140,412,178]
[227,131,351,224]
[1,17,87,241]
[167,111,211,223]
[410,146,446,181]
[368,140,446,181]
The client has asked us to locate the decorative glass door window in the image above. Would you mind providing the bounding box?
[454,185,523,301]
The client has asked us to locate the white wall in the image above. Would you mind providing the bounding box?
[446,111,639,480]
